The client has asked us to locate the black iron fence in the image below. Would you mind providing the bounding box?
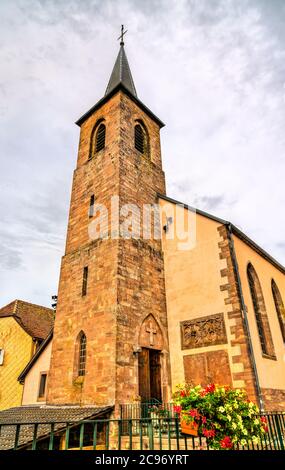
[0,412,284,450]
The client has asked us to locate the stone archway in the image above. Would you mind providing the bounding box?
[139,314,163,351]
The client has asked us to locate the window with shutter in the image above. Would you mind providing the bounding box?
[95,124,106,152]
[134,124,145,154]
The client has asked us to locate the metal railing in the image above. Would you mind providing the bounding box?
[0,412,284,450]
[120,403,285,450]
[120,401,175,434]
[120,401,175,419]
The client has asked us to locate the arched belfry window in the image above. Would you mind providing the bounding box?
[95,123,106,152]
[74,331,87,377]
[89,120,106,159]
[271,279,285,343]
[134,122,149,156]
[247,263,275,357]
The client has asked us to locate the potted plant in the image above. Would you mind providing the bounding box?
[173,383,268,449]
[180,413,199,436]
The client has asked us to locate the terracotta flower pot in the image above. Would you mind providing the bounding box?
[180,417,198,436]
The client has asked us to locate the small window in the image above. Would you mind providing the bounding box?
[134,124,145,154]
[89,195,95,218]
[95,124,106,152]
[78,333,87,377]
[82,266,88,296]
[38,373,47,399]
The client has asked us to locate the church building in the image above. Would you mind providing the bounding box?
[1,32,285,438]
[45,34,285,412]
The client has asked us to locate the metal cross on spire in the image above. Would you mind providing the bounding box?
[117,24,128,46]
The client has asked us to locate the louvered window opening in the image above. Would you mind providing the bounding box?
[95,124,106,152]
[248,270,267,355]
[272,281,285,343]
[78,334,87,377]
[135,125,145,154]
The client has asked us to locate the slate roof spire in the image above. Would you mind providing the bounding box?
[105,25,137,98]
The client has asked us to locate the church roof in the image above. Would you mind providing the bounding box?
[158,193,285,275]
[76,41,164,128]
[76,84,165,128]
[0,300,54,340]
[105,44,137,98]
[0,405,113,450]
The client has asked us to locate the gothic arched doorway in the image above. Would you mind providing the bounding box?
[138,315,163,402]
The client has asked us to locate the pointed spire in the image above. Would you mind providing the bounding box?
[105,25,137,98]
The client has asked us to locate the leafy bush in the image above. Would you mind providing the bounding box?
[173,383,268,450]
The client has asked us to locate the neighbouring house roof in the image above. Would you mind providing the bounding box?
[0,405,113,450]
[18,330,53,384]
[158,193,285,275]
[0,300,54,340]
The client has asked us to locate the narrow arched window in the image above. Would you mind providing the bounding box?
[75,331,87,377]
[89,121,106,160]
[272,280,285,343]
[247,264,275,357]
[134,124,147,154]
[95,123,106,152]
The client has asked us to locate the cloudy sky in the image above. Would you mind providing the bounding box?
[0,0,285,308]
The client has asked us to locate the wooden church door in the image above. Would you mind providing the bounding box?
[138,348,162,402]
[149,349,162,402]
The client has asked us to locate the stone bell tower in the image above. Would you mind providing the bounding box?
[47,29,171,407]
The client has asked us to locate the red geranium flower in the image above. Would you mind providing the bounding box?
[174,405,182,414]
[201,416,207,424]
[189,409,200,418]
[202,428,216,438]
[202,383,216,396]
[220,436,233,449]
[260,417,269,432]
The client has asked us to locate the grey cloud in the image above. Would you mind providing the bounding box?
[0,245,23,270]
[0,0,285,306]
[194,195,226,211]
[18,195,68,237]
